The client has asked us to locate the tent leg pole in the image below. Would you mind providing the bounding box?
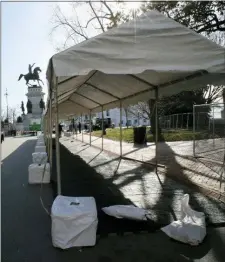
[155,88,159,172]
[193,105,196,157]
[43,117,47,143]
[76,117,77,140]
[81,114,84,142]
[102,106,104,150]
[49,92,53,171]
[55,78,61,196]
[120,100,122,157]
[89,110,92,146]
[47,109,50,156]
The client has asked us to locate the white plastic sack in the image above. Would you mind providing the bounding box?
[32,152,48,164]
[102,205,150,221]
[35,145,46,153]
[161,194,206,246]
[28,163,50,184]
[51,196,98,249]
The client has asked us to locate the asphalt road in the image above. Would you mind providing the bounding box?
[1,137,225,262]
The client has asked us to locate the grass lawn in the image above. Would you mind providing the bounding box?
[92,127,209,143]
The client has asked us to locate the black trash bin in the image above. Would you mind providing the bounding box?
[133,126,146,144]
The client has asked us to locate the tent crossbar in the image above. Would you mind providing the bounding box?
[75,92,102,106]
[86,82,120,100]
[67,71,98,101]
[91,87,155,111]
[57,88,77,101]
[51,70,208,116]
[68,98,90,111]
[128,74,157,88]
[158,70,208,88]
[58,75,78,85]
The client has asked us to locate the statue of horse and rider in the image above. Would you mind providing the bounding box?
[18,63,44,86]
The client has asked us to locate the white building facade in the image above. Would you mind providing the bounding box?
[62,107,150,128]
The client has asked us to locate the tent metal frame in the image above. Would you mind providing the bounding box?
[44,69,211,196]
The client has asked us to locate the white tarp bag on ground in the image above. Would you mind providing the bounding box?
[32,152,48,165]
[102,205,150,221]
[28,163,50,184]
[161,194,206,246]
[51,196,98,249]
[35,145,46,153]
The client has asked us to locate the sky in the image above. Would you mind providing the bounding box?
[1,2,57,117]
[1,1,130,118]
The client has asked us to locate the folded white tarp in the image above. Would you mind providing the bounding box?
[161,194,206,246]
[102,205,151,221]
[45,10,225,119]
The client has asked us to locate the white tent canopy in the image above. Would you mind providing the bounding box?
[46,10,225,118]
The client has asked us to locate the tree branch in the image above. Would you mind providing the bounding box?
[88,1,105,32]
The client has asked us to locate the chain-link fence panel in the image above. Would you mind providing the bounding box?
[159,113,193,131]
[193,103,225,163]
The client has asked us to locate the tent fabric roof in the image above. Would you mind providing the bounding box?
[46,10,225,118]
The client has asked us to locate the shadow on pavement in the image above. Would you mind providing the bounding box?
[51,142,158,235]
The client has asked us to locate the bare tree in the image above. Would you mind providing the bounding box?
[50,1,127,50]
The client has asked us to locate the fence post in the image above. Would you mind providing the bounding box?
[176,114,178,129]
[181,113,183,129]
[186,113,189,129]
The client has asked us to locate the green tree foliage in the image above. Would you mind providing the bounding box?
[140,1,225,133]
[141,1,225,35]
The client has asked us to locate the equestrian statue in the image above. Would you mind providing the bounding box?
[18,63,44,86]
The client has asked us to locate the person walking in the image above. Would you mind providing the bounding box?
[58,123,62,138]
[78,122,81,133]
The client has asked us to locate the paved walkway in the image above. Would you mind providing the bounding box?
[68,132,225,200]
[60,138,225,225]
[2,137,225,262]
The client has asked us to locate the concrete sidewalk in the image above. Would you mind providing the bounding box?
[60,138,225,226]
[70,132,225,200]
[2,137,225,262]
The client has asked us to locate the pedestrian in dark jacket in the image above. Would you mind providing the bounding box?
[58,124,62,138]
[78,122,81,133]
